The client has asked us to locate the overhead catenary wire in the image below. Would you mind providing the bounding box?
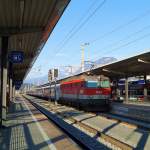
[53,0,107,57]
[92,24,150,57]
[53,4,150,62]
[69,24,150,63]
[91,32,150,61]
[54,0,99,52]
[50,1,150,69]
[88,8,150,44]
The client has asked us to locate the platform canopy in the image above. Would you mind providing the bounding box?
[38,51,150,88]
[57,51,150,81]
[91,51,150,79]
[0,0,70,81]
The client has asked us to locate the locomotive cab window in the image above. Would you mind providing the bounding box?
[98,80,110,88]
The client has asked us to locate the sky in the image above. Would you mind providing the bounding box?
[25,0,150,82]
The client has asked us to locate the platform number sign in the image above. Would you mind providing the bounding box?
[9,51,24,63]
[14,80,23,90]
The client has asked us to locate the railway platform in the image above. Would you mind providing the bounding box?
[110,102,150,122]
[0,96,81,150]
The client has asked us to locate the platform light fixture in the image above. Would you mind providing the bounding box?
[137,58,150,64]
[102,68,111,72]
[102,68,125,76]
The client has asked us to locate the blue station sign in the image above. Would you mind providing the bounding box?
[9,51,24,63]
[14,80,23,90]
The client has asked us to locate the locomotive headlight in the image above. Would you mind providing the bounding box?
[80,90,84,94]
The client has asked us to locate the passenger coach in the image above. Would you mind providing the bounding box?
[28,76,111,111]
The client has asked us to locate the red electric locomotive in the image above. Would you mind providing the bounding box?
[60,78,111,111]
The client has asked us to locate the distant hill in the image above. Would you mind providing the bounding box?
[76,57,117,73]
[25,57,117,84]
[25,75,48,85]
[94,57,117,66]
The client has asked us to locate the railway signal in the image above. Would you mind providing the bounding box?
[48,69,58,82]
[54,69,58,78]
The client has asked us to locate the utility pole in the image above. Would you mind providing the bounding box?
[1,36,9,127]
[81,43,89,72]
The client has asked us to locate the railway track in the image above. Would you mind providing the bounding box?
[23,95,110,150]
[24,95,148,150]
[47,108,133,150]
[96,112,150,130]
[62,114,133,150]
[23,95,150,150]
[27,95,150,130]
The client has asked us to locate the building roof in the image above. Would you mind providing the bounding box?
[91,51,150,79]
[38,51,150,88]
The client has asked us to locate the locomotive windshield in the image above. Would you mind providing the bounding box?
[99,80,110,88]
[86,80,110,88]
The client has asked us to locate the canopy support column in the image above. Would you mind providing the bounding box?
[0,36,8,127]
[125,77,128,103]
[116,79,120,101]
[12,85,15,101]
[144,75,147,101]
[9,62,13,104]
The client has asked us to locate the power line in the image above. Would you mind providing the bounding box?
[50,1,150,67]
[64,24,150,63]
[93,24,150,56]
[88,8,150,44]
[54,0,99,52]
[53,0,107,57]
[91,32,150,61]
[52,3,150,62]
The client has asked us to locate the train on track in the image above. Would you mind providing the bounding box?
[28,76,111,111]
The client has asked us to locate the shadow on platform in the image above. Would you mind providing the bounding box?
[0,99,69,150]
